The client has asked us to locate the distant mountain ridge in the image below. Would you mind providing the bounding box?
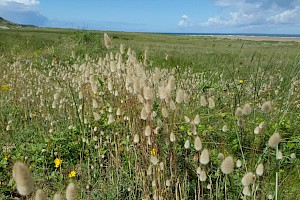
[0,17,37,29]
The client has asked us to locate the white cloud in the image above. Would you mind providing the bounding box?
[198,0,300,32]
[0,0,39,6]
[203,11,256,26]
[267,7,300,24]
[178,15,190,27]
[0,0,47,26]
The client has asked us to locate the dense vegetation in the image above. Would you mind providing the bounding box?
[0,27,299,200]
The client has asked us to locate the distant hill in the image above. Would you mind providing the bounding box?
[0,17,37,29]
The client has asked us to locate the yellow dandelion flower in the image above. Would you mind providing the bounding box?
[54,158,62,168]
[239,79,244,84]
[150,147,157,156]
[3,156,8,161]
[69,170,76,178]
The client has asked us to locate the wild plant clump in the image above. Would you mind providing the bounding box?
[0,33,299,199]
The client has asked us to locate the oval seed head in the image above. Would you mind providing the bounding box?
[66,182,77,200]
[277,150,283,160]
[150,156,159,165]
[242,186,251,196]
[268,132,281,148]
[208,97,215,109]
[140,107,148,120]
[162,106,168,118]
[200,149,210,165]
[35,189,46,200]
[176,89,184,103]
[143,86,153,101]
[53,192,61,200]
[254,126,260,134]
[184,140,190,149]
[184,116,190,123]
[242,103,252,115]
[241,172,254,186]
[103,33,112,49]
[134,134,140,144]
[12,162,34,196]
[261,101,272,113]
[194,136,202,151]
[290,153,296,159]
[237,118,244,127]
[145,126,151,137]
[166,179,171,187]
[169,100,176,111]
[200,170,207,182]
[159,162,164,171]
[256,163,264,176]
[196,166,201,175]
[193,114,200,125]
[235,107,243,117]
[221,156,234,174]
[236,159,242,168]
[200,96,207,107]
[222,125,229,132]
[170,132,176,142]
[217,153,224,160]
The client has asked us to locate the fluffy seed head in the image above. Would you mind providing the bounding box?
[53,192,61,200]
[194,136,202,151]
[170,132,176,142]
[12,162,34,196]
[35,189,46,200]
[237,118,244,127]
[256,163,264,176]
[193,114,200,125]
[242,172,254,186]
[200,149,210,165]
[236,159,242,168]
[199,170,207,182]
[103,33,112,49]
[242,186,251,196]
[208,97,215,109]
[221,156,234,174]
[134,134,140,144]
[200,96,207,107]
[217,153,224,160]
[261,101,272,113]
[268,132,281,148]
[184,140,190,149]
[222,125,229,132]
[277,150,283,160]
[66,182,77,200]
[235,107,243,117]
[145,126,151,137]
[176,89,184,103]
[242,103,252,115]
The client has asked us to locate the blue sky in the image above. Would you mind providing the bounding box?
[1,0,300,34]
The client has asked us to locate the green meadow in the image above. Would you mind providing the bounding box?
[0,28,300,199]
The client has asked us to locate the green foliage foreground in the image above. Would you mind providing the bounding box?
[0,28,300,199]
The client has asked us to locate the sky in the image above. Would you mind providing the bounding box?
[1,0,300,34]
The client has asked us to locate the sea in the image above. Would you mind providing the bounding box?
[161,33,300,38]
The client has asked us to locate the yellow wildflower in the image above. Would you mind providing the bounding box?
[3,156,8,161]
[239,79,244,84]
[69,170,76,178]
[1,85,9,91]
[150,147,157,156]
[54,158,62,168]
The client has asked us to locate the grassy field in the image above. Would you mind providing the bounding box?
[1,28,300,200]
